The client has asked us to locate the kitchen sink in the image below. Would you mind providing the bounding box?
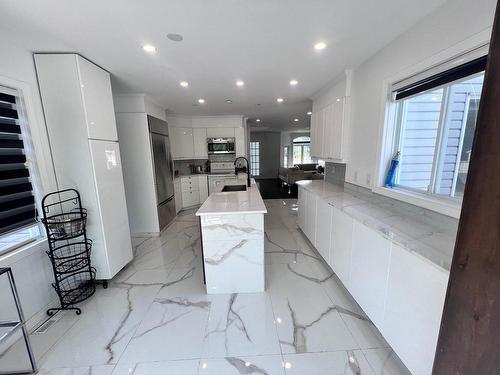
[222,184,247,192]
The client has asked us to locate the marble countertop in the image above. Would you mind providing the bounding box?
[296,180,458,272]
[196,178,267,216]
[175,173,208,179]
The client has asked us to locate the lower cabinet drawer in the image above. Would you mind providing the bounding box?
[182,190,200,207]
[181,177,199,191]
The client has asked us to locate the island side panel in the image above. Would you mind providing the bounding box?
[200,213,265,294]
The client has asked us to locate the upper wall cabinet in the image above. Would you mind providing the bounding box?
[311,97,349,161]
[193,128,208,158]
[234,127,246,157]
[77,56,118,141]
[206,127,235,138]
[170,127,194,159]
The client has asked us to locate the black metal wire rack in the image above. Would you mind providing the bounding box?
[41,189,104,315]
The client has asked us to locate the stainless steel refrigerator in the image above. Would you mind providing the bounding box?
[149,116,176,230]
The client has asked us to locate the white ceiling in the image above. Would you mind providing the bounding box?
[0,0,446,130]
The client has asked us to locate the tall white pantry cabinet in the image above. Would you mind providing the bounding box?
[35,53,133,280]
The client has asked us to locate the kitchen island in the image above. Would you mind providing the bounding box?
[195,178,267,294]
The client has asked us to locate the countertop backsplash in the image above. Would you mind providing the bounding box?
[174,159,209,176]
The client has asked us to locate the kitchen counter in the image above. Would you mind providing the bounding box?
[296,180,458,271]
[175,172,208,179]
[196,178,267,294]
[196,178,267,216]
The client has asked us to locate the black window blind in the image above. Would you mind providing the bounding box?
[0,90,37,235]
[394,55,487,100]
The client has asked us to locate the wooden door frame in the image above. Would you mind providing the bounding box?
[433,1,500,373]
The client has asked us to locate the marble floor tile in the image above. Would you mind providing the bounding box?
[198,355,286,375]
[33,201,410,375]
[0,310,79,371]
[265,229,308,264]
[202,293,281,358]
[267,262,359,354]
[40,282,161,368]
[282,351,375,375]
[362,348,412,375]
[155,265,207,298]
[37,365,115,375]
[112,359,199,375]
[117,295,210,363]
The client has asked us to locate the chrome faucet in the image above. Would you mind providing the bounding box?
[234,156,251,187]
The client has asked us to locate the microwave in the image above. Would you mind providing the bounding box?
[207,137,236,154]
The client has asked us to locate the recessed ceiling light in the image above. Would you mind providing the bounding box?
[180,81,189,87]
[198,98,205,104]
[256,119,261,122]
[225,99,233,104]
[289,79,298,86]
[294,118,299,122]
[167,33,183,42]
[307,111,312,115]
[143,44,157,53]
[236,80,245,87]
[314,41,327,50]
[336,98,341,102]
[277,97,284,103]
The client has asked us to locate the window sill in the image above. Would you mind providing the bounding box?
[372,186,461,219]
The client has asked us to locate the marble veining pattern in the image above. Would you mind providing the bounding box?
[297,180,457,271]
[2,200,410,375]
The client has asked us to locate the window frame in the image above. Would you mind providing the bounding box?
[391,72,484,202]
[0,82,44,256]
[374,43,489,219]
[249,141,260,176]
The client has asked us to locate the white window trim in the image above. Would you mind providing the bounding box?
[373,33,491,219]
[0,75,52,254]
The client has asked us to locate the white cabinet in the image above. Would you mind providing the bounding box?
[34,53,132,279]
[383,244,447,375]
[234,127,246,157]
[179,175,209,208]
[170,125,245,159]
[350,221,392,328]
[77,56,118,141]
[315,200,333,264]
[297,187,306,231]
[206,127,235,138]
[311,97,348,161]
[198,175,208,202]
[170,127,194,159]
[330,207,354,286]
[193,128,208,158]
[174,178,182,213]
[305,191,318,244]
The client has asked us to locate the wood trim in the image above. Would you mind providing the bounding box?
[433,1,500,373]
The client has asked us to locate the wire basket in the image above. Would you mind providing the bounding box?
[47,240,92,275]
[52,268,96,307]
[42,209,87,240]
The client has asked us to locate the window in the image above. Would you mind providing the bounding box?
[283,146,289,167]
[249,141,260,176]
[0,85,41,254]
[390,56,485,199]
[292,136,312,164]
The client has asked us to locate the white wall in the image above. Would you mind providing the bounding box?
[0,34,58,323]
[314,0,496,189]
[113,94,167,121]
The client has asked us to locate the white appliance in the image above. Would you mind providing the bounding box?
[35,54,133,280]
[208,162,238,194]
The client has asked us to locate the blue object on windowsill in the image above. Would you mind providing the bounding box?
[385,151,400,188]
